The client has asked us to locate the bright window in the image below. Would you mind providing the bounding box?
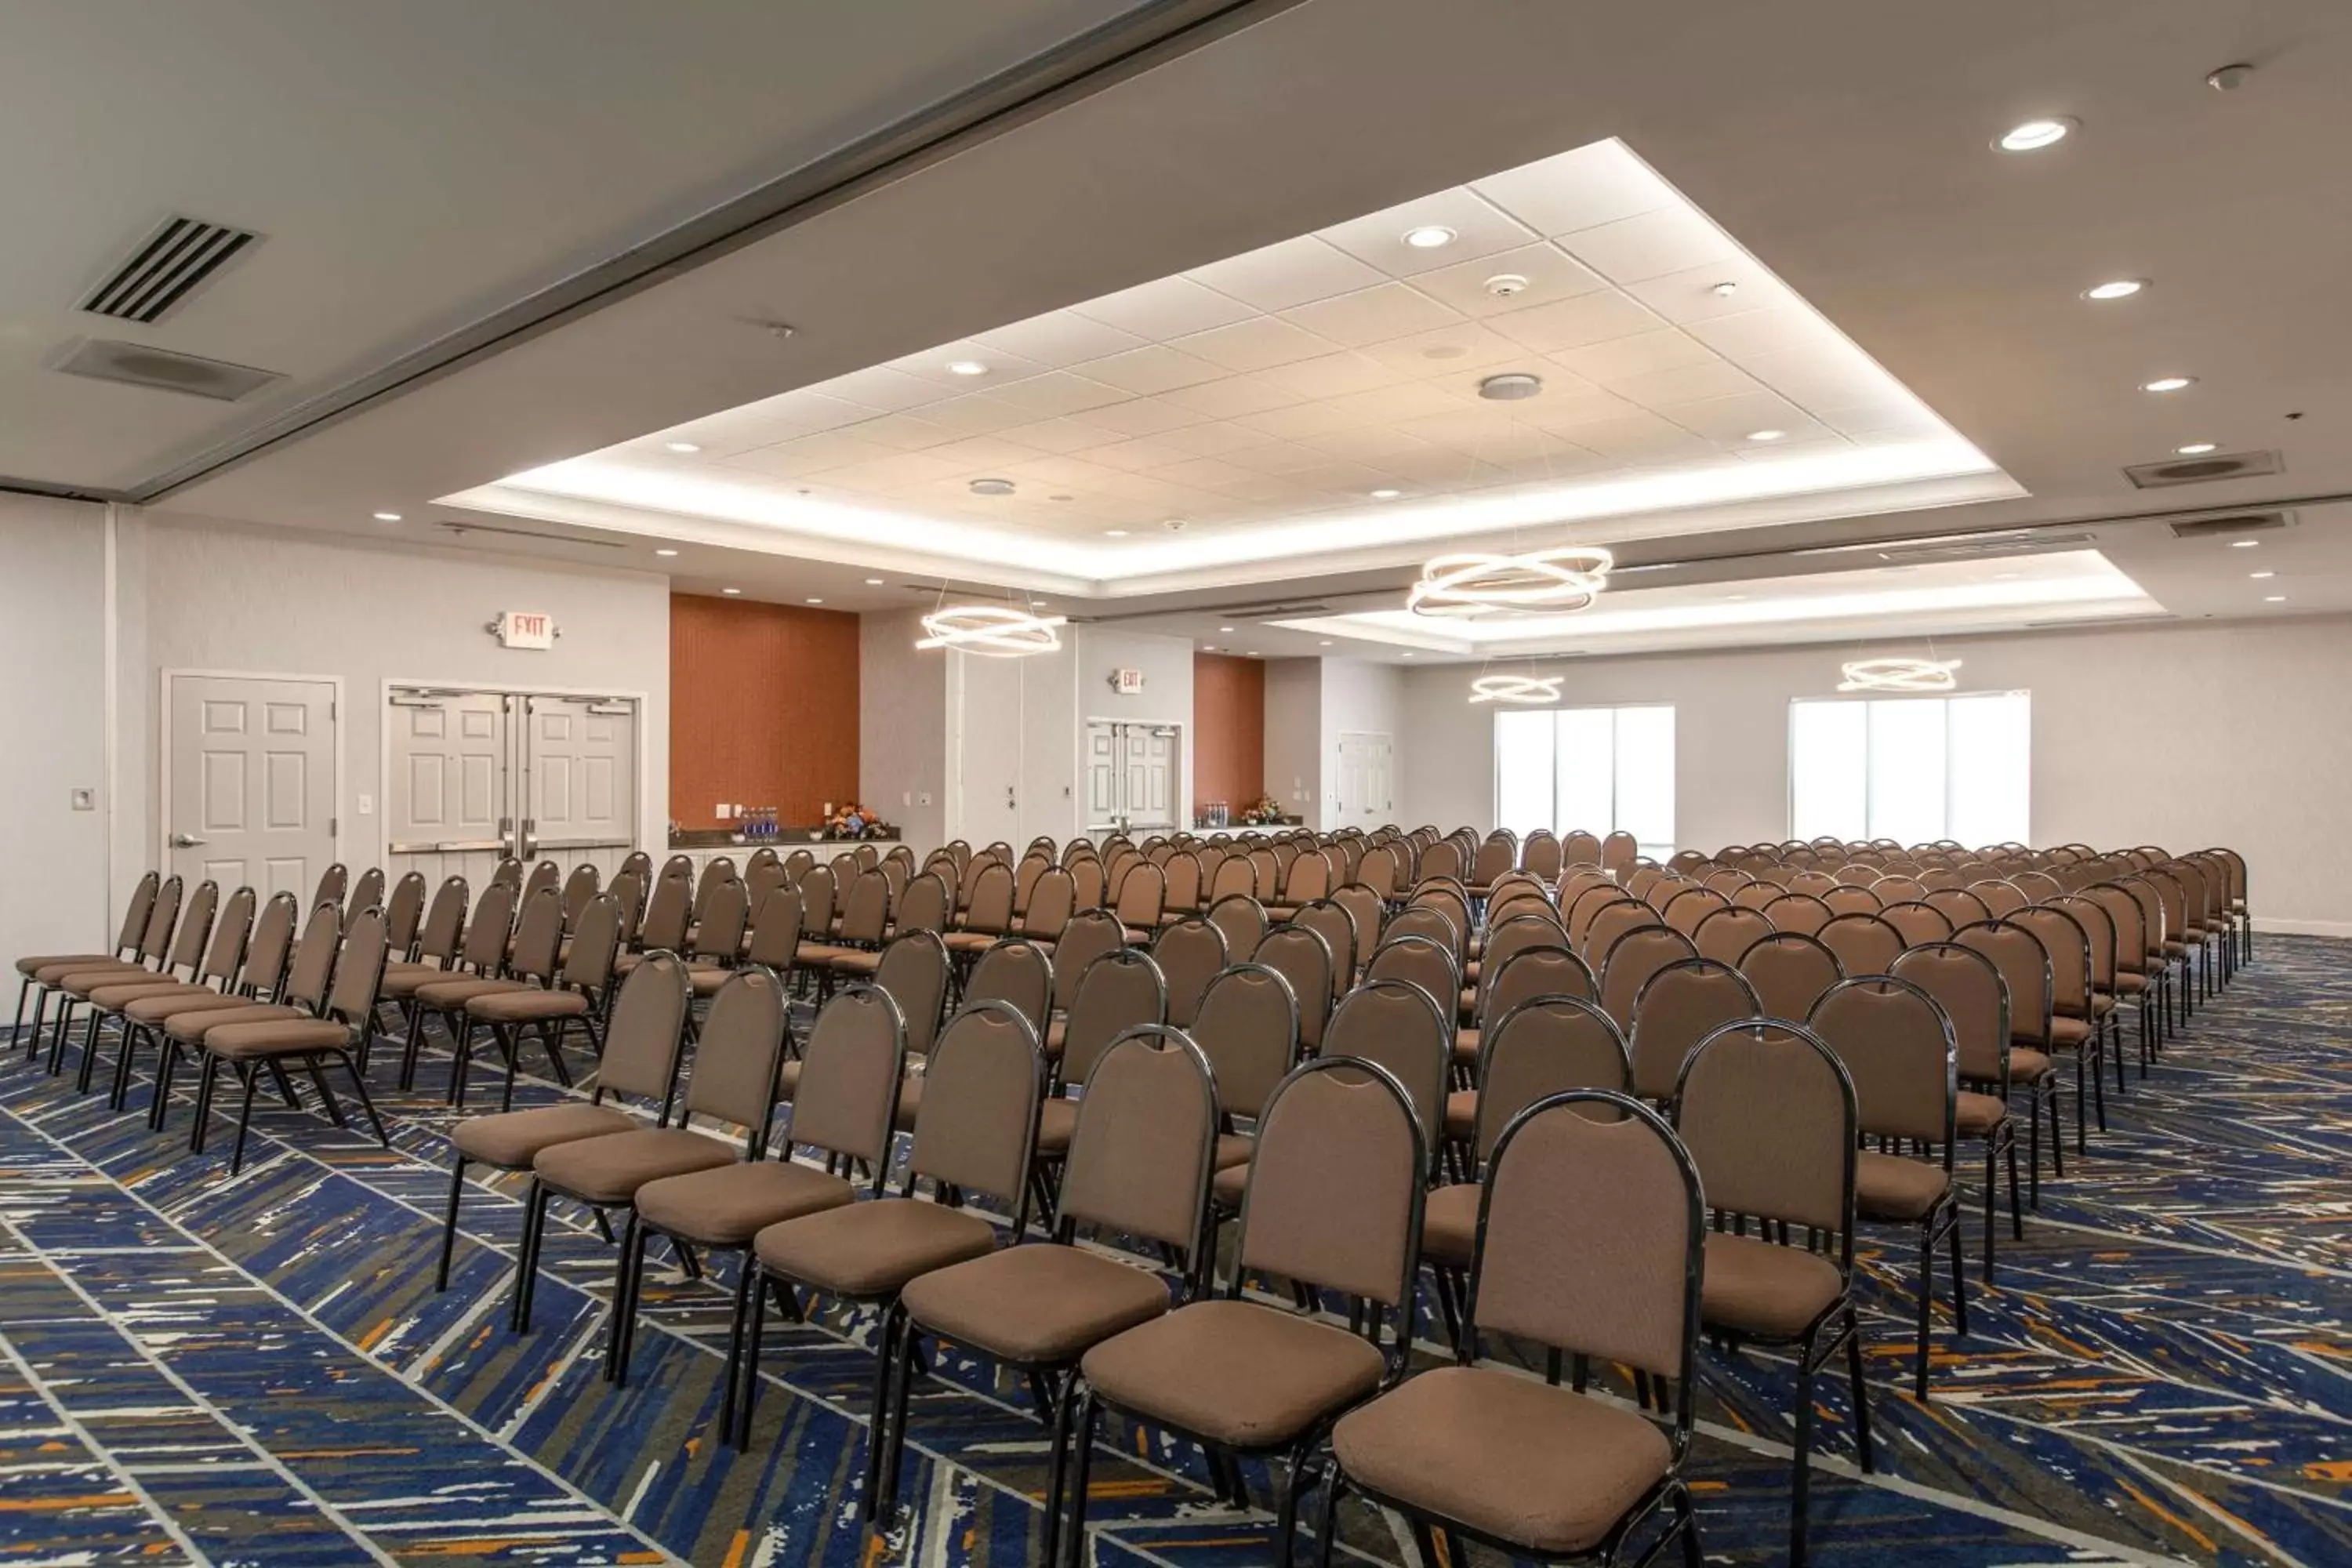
[1494,705,1676,857]
[1788,691,2030,845]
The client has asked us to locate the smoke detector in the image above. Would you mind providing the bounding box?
[968,477,1016,496]
[1483,273,1530,298]
[1478,372,1544,401]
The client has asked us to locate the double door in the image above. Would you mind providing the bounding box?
[1084,720,1181,835]
[387,688,637,887]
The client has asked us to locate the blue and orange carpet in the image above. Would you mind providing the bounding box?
[2,938,2346,1565]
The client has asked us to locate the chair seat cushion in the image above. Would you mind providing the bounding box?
[19,952,120,977]
[1443,1089,1477,1142]
[1955,1091,2008,1136]
[34,958,143,985]
[1700,1232,1844,1338]
[634,1159,855,1246]
[688,964,738,996]
[452,1103,635,1168]
[124,989,249,1025]
[1212,1131,1253,1170]
[54,964,154,993]
[465,988,591,1024]
[1420,1181,1479,1268]
[1331,1366,1671,1555]
[902,1242,1171,1364]
[2000,1048,2053,1083]
[793,944,855,965]
[1452,1028,1479,1066]
[416,977,528,1010]
[828,949,883,975]
[205,1018,353,1059]
[1856,1151,1950,1221]
[165,1004,303,1043]
[1035,1096,1078,1154]
[89,978,209,1009]
[532,1127,735,1203]
[380,964,457,998]
[2112,971,2148,995]
[940,932,997,955]
[1082,1298,1383,1447]
[755,1196,996,1298]
[1210,1161,1247,1210]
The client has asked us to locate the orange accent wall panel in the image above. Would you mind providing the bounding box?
[670,593,860,828]
[1192,653,1265,810]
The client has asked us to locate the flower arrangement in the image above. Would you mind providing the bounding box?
[1239,793,1284,826]
[825,801,877,839]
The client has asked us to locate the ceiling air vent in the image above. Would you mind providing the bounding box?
[80,216,259,324]
[48,338,284,401]
[2167,510,2292,542]
[1871,531,2096,564]
[2123,449,2282,489]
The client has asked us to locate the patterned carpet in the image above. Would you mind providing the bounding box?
[2,936,2347,1566]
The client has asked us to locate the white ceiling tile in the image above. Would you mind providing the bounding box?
[1510,387,1646,430]
[1284,459,1390,492]
[1218,441,1329,476]
[1622,255,1797,325]
[1736,346,1896,408]
[1560,205,1742,285]
[1074,396,1212,437]
[1319,383,1472,426]
[1298,425,1446,463]
[1812,399,1951,439]
[1686,306,1836,365]
[675,391,872,454]
[814,451,976,491]
[1406,241,1610,319]
[1173,314,1341,373]
[985,371,1131,417]
[1004,455,1127,488]
[1160,374,1304,418]
[926,435,1046,471]
[728,430,902,478]
[1469,142,1673,238]
[1151,419,1279,456]
[842,412,963,451]
[1281,282,1463,348]
[1319,187,1538,278]
[816,365,943,412]
[1483,290,1663,353]
[1073,275,1257,339]
[1184,236,1388,313]
[1081,343,1229,396]
[970,311,1149,369]
[1231,401,1366,440]
[1356,321,1532,378]
[1565,414,1724,463]
[1548,328,1719,387]
[1254,351,1414,400]
[884,339,1049,389]
[916,392,1034,436]
[1146,456,1267,492]
[1663,390,1816,444]
[1073,437,1198,473]
[1610,360,1765,410]
[996,416,1123,455]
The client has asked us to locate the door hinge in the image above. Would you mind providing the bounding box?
[330,815,339,837]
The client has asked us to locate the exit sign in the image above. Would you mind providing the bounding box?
[498,611,554,650]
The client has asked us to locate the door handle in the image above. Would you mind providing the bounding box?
[170,833,207,848]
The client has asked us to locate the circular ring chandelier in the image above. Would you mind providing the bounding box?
[1468,673,1563,704]
[916,604,1066,658]
[1837,656,1962,693]
[1408,546,1613,619]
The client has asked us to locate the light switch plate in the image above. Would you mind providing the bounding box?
[69,787,95,811]
[357,793,374,815]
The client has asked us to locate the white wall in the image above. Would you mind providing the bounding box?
[0,496,111,975]
[1264,657,1322,822]
[117,513,671,886]
[1396,616,2352,930]
[860,609,948,852]
[1319,657,1402,829]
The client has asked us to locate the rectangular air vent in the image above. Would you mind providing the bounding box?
[2167,511,2292,541]
[80,216,259,324]
[1872,532,2096,564]
[2124,449,2283,489]
[48,337,283,401]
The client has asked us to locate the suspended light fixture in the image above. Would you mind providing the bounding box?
[1408,546,1613,619]
[1468,673,1563,704]
[1837,656,1962,693]
[916,604,1066,657]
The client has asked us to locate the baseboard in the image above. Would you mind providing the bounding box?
[2252,918,2352,939]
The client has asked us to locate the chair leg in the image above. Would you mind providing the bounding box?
[510,1180,550,1333]
[604,1212,644,1385]
[858,1303,903,1521]
[1312,1470,1345,1568]
[191,1050,222,1150]
[1788,1336,1817,1568]
[1980,1137,1997,1284]
[2006,1129,2025,1242]
[880,1313,920,1515]
[340,1055,389,1146]
[9,978,30,1049]
[75,1007,107,1094]
[1058,1387,1099,1568]
[726,1265,768,1449]
[1274,1446,1312,1568]
[1675,1479,1704,1568]
[1044,1369,1079,1552]
[1846,1310,1875,1474]
[227,1063,261,1174]
[435,1156,467,1290]
[718,1254,756,1450]
[304,1058,347,1127]
[1947,1204,1970,1339]
[1914,1220,1933,1402]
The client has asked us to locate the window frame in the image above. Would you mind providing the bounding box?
[1784,688,2031,846]
[1490,702,1677,857]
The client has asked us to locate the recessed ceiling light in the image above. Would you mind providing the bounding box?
[1219,626,1236,633]
[664,441,702,453]
[372,511,401,522]
[1401,652,1416,659]
[1709,281,1740,298]
[805,597,824,604]
[2176,441,2218,456]
[946,361,988,376]
[2250,571,2275,579]
[722,587,742,595]
[1994,572,2019,580]
[2265,595,2286,603]
[1319,640,1334,647]
[1246,651,1260,657]
[2230,539,2260,549]
[1746,429,1787,443]
[1997,117,2076,152]
[1104,529,1129,537]
[655,548,679,557]
[1402,224,1457,249]
[2141,376,2196,394]
[1370,488,1403,500]
[2082,280,2146,301]
[1031,599,1048,607]
[865,576,884,585]
[970,477,1016,495]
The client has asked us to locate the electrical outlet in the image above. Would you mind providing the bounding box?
[918,792,932,807]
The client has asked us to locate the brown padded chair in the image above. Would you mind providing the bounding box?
[1809,977,1965,1400]
[892,870,952,939]
[465,891,626,1110]
[1425,996,1628,1350]
[868,931,953,1132]
[1675,1019,1871,1568]
[1596,925,1698,1032]
[1257,925,1336,1053]
[1077,1058,1426,1567]
[1881,900,1955,950]
[1456,943,1594,1074]
[964,938,1053,1036]
[421,887,567,1105]
[1954,918,2068,1187]
[393,879,517,1088]
[1151,917,1228,1029]
[15,868,160,1047]
[1044,909,1127,1051]
[2011,905,2109,1145]
[1737,931,1846,1022]
[153,900,343,1141]
[1475,912,1575,1023]
[198,906,394,1174]
[1763,892,1834,938]
[1035,947,1168,1178]
[1324,1090,1705,1567]
[1330,884,1385,961]
[1288,902,1356,1000]
[32,873,185,1070]
[891,1025,1214,1546]
[1206,891,1269,964]
[434,952,691,1295]
[1360,932,1455,1029]
[94,885,257,1109]
[1816,912,1906,977]
[133,891,299,1127]
[1195,962,1302,1178]
[1661,886,1728,938]
[1628,957,1760,1104]
[67,879,228,1095]
[1116,860,1168,942]
[1691,906,1773,967]
[1314,978,1450,1178]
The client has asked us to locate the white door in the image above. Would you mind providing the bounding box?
[166,674,338,899]
[523,695,637,877]
[1123,726,1178,831]
[1084,721,1121,831]
[1336,731,1394,829]
[949,658,1025,846]
[387,689,514,890]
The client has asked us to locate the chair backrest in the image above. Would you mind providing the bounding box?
[162,879,220,974]
[456,880,517,972]
[1469,833,1515,887]
[1383,902,1460,960]
[1114,860,1167,930]
[1254,924,1335,1050]
[1191,961,1299,1119]
[1737,931,1845,1022]
[1051,909,1127,1014]
[1954,919,2053,1047]
[491,856,525,891]
[1013,851,1051,915]
[1234,1058,1424,1318]
[1478,912,1570,1005]
[2050,895,2118,991]
[1406,887,1471,954]
[2082,883,2147,972]
[322,906,391,1025]
[1519,830,1563,879]
[194,885,257,986]
[239,892,301,996]
[1676,1019,1856,1240]
[1660,886,1728,937]
[1468,1091,1700,1401]
[1324,977,1450,1158]
[619,849,655,884]
[963,861,1016,935]
[1889,941,2011,1086]
[1362,933,1457,1019]
[1288,902,1356,997]
[1808,976,1955,1146]
[1817,912,1905,977]
[683,967,791,1146]
[312,862,350,916]
[1580,898,1657,967]
[383,872,427,953]
[786,985,904,1180]
[1161,851,1203,914]
[597,950,693,1111]
[1820,884,1883,920]
[796,863,837,939]
[509,887,567,981]
[1472,995,1630,1161]
[1481,944,1595,1029]
[965,938,1054,1033]
[1060,947,1169,1086]
[1971,880,2030,919]
[830,869,889,946]
[2012,906,2092,1013]
[561,893,624,993]
[1069,855,1105,910]
[559,863,601,925]
[895,871,952,935]
[284,902,346,1011]
[1355,843,1401,898]
[691,877,751,964]
[910,1002,1045,1212]
[1060,1025,1218,1256]
[1628,956,1762,1102]
[606,869,644,946]
[1597,924,1698,1029]
[1880,900,1955,949]
[517,859,561,909]
[641,866,695,949]
[1762,891,1833,937]
[688,855,734,920]
[114,870,161,956]
[139,874,185,960]
[742,885,805,970]
[1560,829,1603,867]
[872,931,951,1059]
[1150,916,1228,1028]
